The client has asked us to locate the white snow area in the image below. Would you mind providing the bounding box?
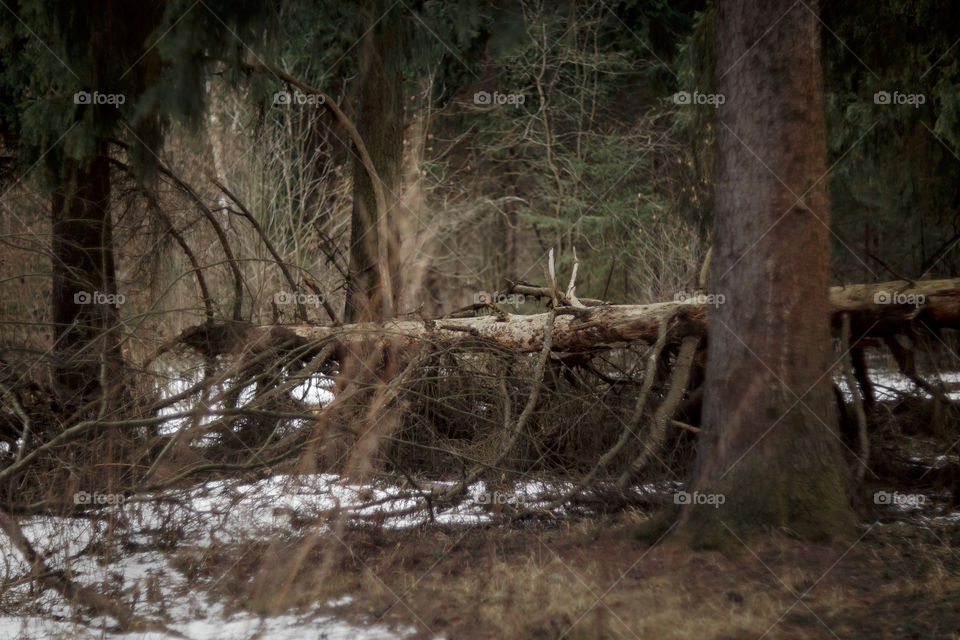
[154,369,334,436]
[0,473,474,640]
[835,369,960,402]
[0,473,685,639]
[0,602,404,640]
[0,474,617,640]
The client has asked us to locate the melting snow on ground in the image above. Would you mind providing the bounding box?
[836,369,960,402]
[4,366,957,638]
[1,474,636,640]
[0,473,487,640]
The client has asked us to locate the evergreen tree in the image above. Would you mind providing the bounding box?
[0,0,273,415]
[678,0,856,546]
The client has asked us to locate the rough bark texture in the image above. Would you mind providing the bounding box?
[343,7,404,322]
[51,150,121,413]
[48,1,158,416]
[677,0,856,547]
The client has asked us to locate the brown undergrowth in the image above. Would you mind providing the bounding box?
[174,512,960,640]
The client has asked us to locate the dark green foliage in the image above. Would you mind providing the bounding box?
[821,0,960,280]
[670,7,715,229]
[454,1,702,301]
[0,0,274,180]
[672,1,960,281]
[271,0,495,108]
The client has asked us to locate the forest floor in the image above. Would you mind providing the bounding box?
[296,511,960,640]
[2,373,958,639]
[1,475,958,639]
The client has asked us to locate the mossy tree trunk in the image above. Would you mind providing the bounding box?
[676,0,856,547]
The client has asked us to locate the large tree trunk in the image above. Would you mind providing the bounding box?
[51,149,122,415]
[676,0,856,546]
[343,6,404,322]
[48,0,157,419]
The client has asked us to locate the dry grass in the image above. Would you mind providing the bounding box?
[165,511,960,640]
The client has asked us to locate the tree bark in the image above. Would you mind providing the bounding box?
[343,6,405,322]
[676,0,856,546]
[51,149,121,415]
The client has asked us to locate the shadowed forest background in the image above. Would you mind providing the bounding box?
[1,1,960,638]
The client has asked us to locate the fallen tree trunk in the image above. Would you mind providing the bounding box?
[165,278,960,362]
[244,299,703,355]
[227,278,960,357]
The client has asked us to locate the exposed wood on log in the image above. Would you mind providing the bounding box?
[213,278,960,359]
[238,301,703,357]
